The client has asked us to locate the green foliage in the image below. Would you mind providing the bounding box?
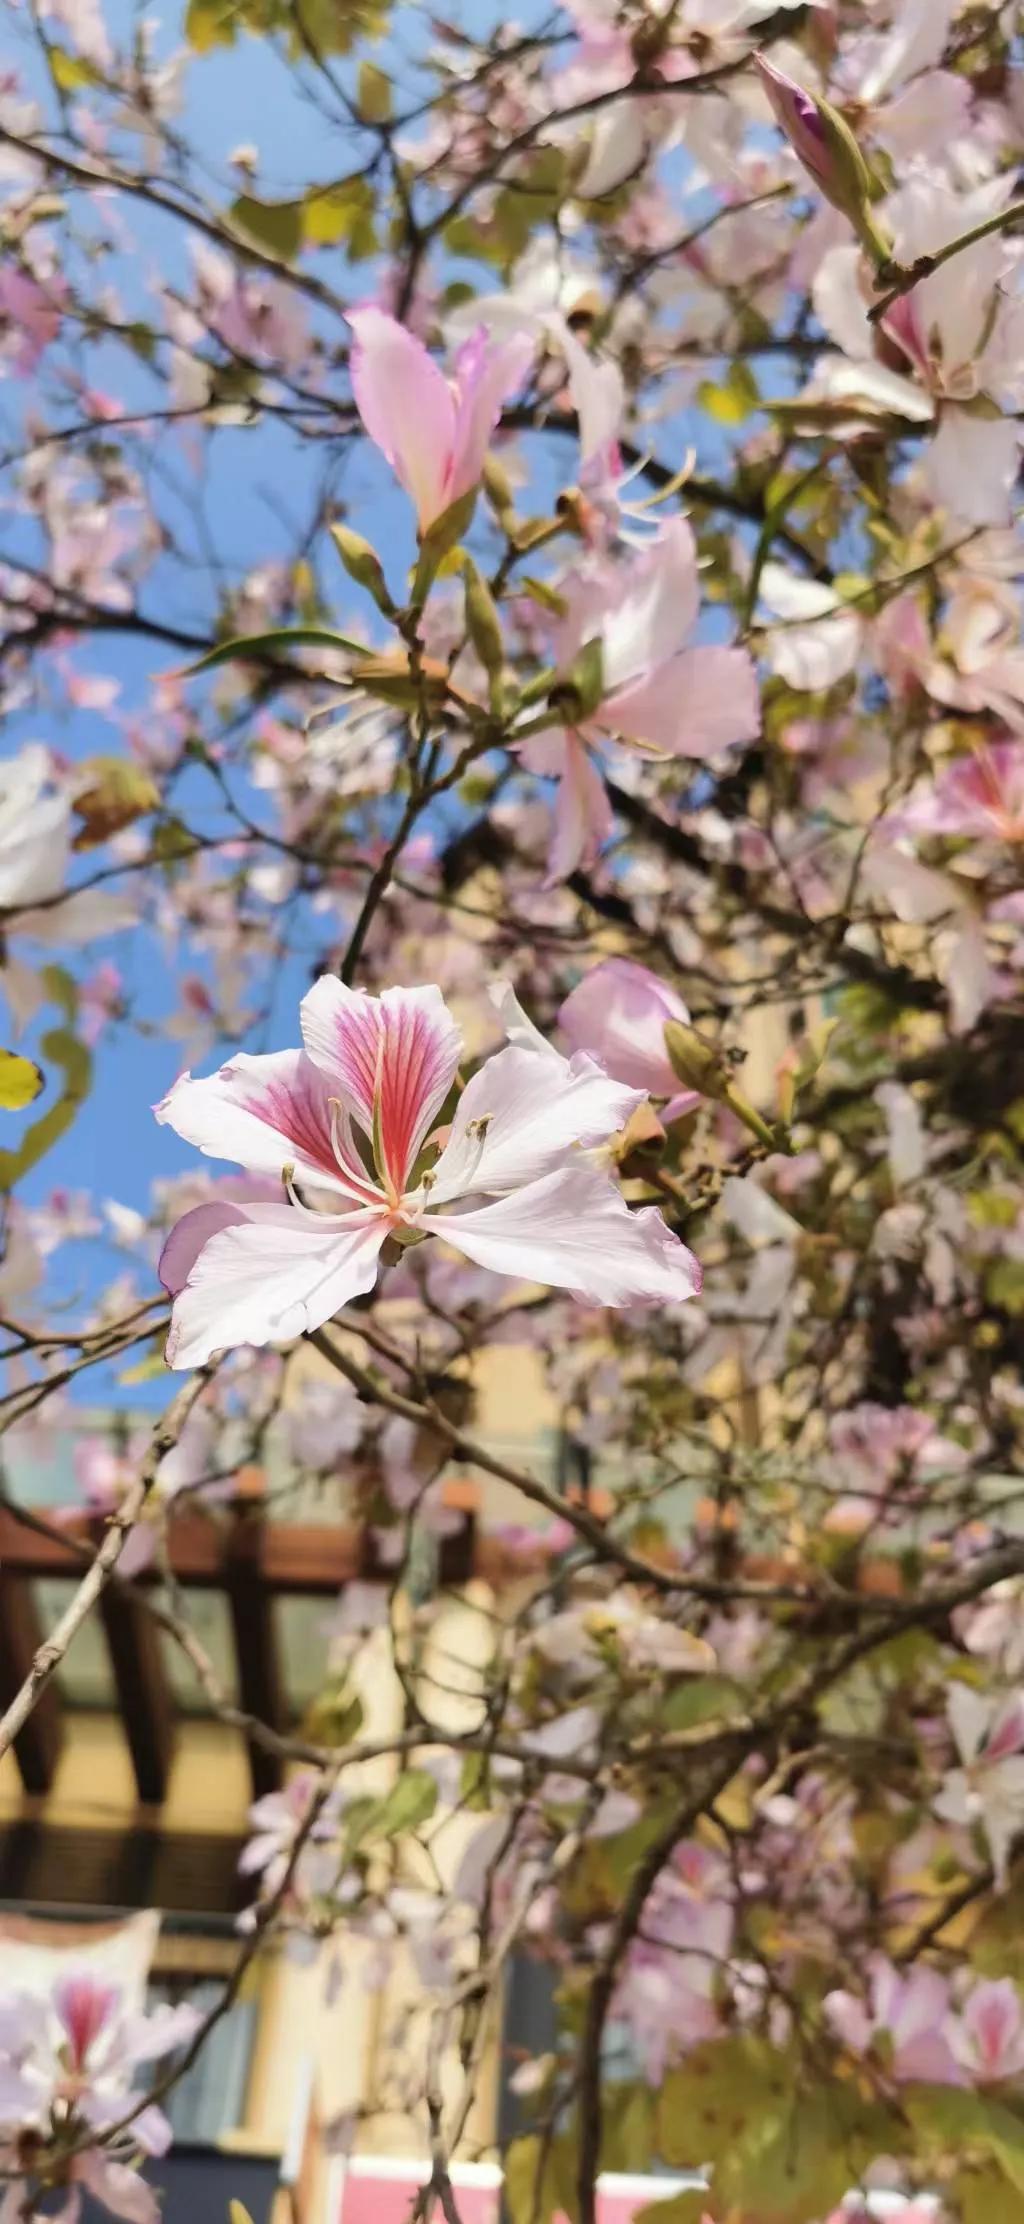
[183,626,368,676]
[344,1769,438,1852]
[49,46,104,87]
[229,193,304,262]
[0,1024,91,1192]
[957,2169,1024,2223]
[304,177,376,256]
[657,2040,897,2222]
[357,61,392,121]
[186,0,386,58]
[905,2084,1024,2194]
[697,363,761,428]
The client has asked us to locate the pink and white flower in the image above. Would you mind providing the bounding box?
[0,1970,199,2224]
[951,1978,1024,2084]
[155,978,702,1368]
[557,958,701,1121]
[824,1955,964,2085]
[934,1686,1024,1885]
[348,309,533,535]
[519,518,760,880]
[811,180,1024,525]
[888,740,1024,846]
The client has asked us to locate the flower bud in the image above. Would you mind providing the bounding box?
[664,1022,784,1151]
[329,522,395,616]
[754,53,892,269]
[663,1021,725,1098]
[462,557,506,713]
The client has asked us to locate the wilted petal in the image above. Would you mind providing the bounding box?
[425,1164,702,1307]
[163,1200,388,1369]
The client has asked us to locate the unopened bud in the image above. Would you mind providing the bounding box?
[755,53,892,269]
[482,452,516,524]
[329,522,395,616]
[664,1021,783,1151]
[663,1020,725,1098]
[462,557,506,712]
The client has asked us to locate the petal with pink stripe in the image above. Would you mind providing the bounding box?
[301,979,462,1193]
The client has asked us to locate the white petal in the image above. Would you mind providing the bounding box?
[424,1165,701,1307]
[429,1043,642,1201]
[164,1201,388,1369]
[488,981,561,1061]
[156,1050,354,1199]
[927,409,1021,528]
[811,244,874,361]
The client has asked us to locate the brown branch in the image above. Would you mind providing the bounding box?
[0,1368,212,1764]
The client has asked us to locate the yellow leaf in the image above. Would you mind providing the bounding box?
[73,758,160,848]
[50,47,103,87]
[0,1052,44,1112]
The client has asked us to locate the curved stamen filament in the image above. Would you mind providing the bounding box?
[327,1098,388,1209]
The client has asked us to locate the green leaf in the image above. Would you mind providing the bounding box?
[987,1260,1024,1315]
[697,362,761,427]
[303,1683,364,1746]
[181,626,366,677]
[0,1028,92,1192]
[344,1769,438,1851]
[356,61,392,121]
[0,1052,44,1112]
[551,635,604,723]
[184,0,239,48]
[634,2199,707,2224]
[518,576,568,617]
[904,2085,1024,2189]
[229,194,304,262]
[151,817,201,864]
[304,177,375,251]
[504,2135,579,2224]
[372,1769,438,1837]
[660,1676,741,1732]
[658,2041,897,2223]
[958,2168,1024,2224]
